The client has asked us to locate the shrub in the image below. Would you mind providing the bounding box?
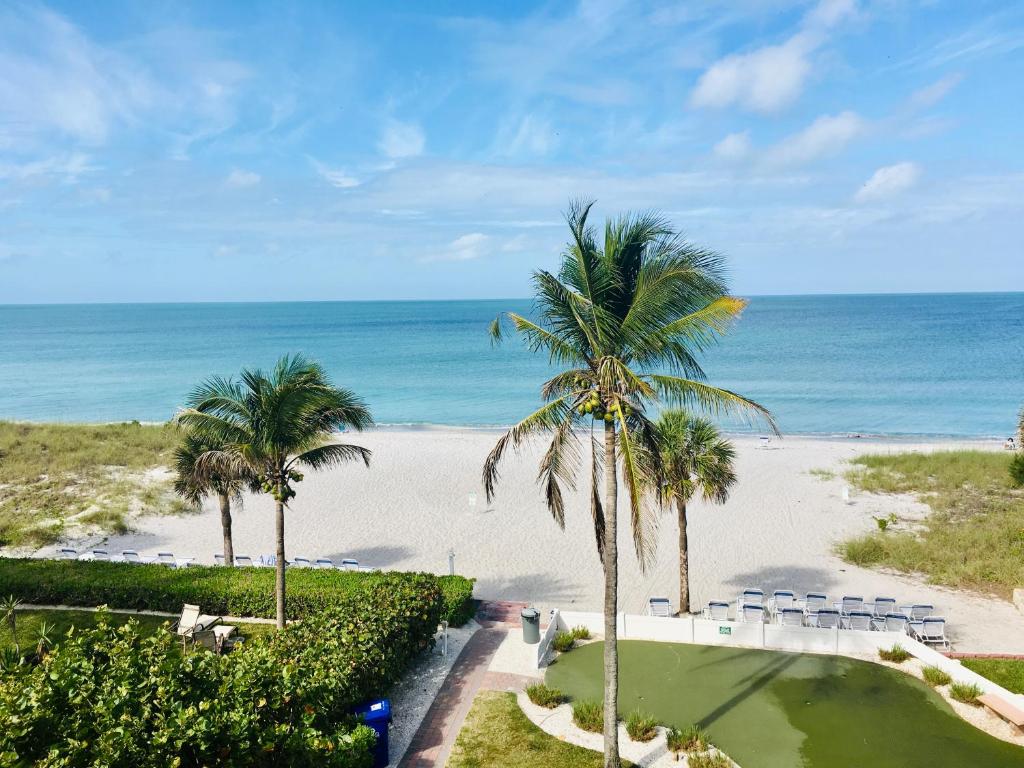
[571,699,604,733]
[922,665,952,687]
[569,625,591,640]
[0,574,443,766]
[839,535,887,565]
[667,723,709,753]
[1010,454,1024,488]
[689,751,732,768]
[552,631,576,653]
[624,709,658,742]
[525,683,565,709]
[879,643,910,663]
[0,558,474,626]
[949,681,983,705]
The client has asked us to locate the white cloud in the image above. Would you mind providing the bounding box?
[713,131,752,159]
[908,73,963,109]
[224,169,261,188]
[855,162,921,202]
[690,0,856,113]
[765,111,865,166]
[309,158,360,188]
[378,119,425,159]
[505,115,557,156]
[422,233,490,263]
[0,152,97,183]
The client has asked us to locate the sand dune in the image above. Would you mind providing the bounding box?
[54,429,1023,653]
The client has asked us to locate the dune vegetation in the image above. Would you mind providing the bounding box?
[836,450,1024,595]
[0,421,189,547]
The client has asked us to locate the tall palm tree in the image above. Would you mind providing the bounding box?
[484,200,774,767]
[650,410,737,614]
[177,354,373,629]
[172,430,252,567]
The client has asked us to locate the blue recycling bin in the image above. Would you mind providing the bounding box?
[354,698,392,767]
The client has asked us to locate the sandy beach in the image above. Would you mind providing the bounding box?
[45,428,1024,653]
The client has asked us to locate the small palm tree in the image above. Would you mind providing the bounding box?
[650,411,737,614]
[177,354,373,629]
[172,430,253,567]
[1,595,22,655]
[34,620,55,659]
[485,200,773,767]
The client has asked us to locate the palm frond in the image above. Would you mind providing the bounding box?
[292,442,372,471]
[648,374,779,434]
[483,398,571,502]
[537,417,582,529]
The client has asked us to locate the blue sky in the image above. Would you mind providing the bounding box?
[0,0,1022,303]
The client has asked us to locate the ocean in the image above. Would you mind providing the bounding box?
[0,293,1021,437]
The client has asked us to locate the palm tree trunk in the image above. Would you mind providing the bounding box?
[219,491,234,568]
[602,419,620,768]
[676,498,690,614]
[275,493,286,630]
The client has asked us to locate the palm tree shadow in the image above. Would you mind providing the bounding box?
[696,652,799,729]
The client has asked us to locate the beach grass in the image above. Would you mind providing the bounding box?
[447,690,633,768]
[836,450,1024,595]
[0,421,190,547]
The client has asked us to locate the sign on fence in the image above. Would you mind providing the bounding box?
[719,626,732,636]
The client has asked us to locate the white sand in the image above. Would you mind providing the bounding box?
[49,429,1024,653]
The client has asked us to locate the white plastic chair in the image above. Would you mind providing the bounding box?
[908,604,934,621]
[872,597,896,619]
[340,558,359,570]
[291,557,312,568]
[804,592,828,614]
[771,590,795,616]
[315,558,334,569]
[741,588,764,607]
[172,604,221,649]
[919,618,950,649]
[90,549,110,561]
[882,613,909,633]
[780,608,804,627]
[844,610,873,631]
[705,601,730,621]
[121,550,141,563]
[214,554,226,566]
[741,603,766,623]
[813,608,840,629]
[648,597,671,617]
[234,555,254,567]
[840,596,864,616]
[58,548,78,560]
[157,552,177,567]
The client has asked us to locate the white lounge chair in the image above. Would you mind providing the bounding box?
[839,596,864,616]
[340,558,359,571]
[315,558,334,569]
[234,555,254,567]
[705,601,730,621]
[157,552,177,567]
[741,588,764,607]
[214,554,226,566]
[813,608,840,629]
[89,549,110,561]
[759,436,772,449]
[872,597,896,620]
[741,603,766,623]
[908,604,934,621]
[291,557,312,568]
[121,550,142,563]
[648,597,671,617]
[844,610,873,631]
[770,590,795,615]
[881,612,909,633]
[357,565,377,573]
[172,604,221,650]
[918,618,951,649]
[804,592,828,615]
[57,547,77,559]
[780,608,804,627]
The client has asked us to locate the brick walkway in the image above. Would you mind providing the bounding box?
[398,601,536,767]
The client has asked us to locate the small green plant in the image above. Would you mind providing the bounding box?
[34,620,55,659]
[666,723,709,753]
[688,751,732,768]
[525,683,565,709]
[625,709,658,742]
[922,665,952,687]
[873,512,898,531]
[570,625,591,641]
[1,595,22,654]
[1009,454,1024,488]
[838,535,886,565]
[571,699,604,733]
[949,681,983,705]
[879,643,910,663]
[552,631,576,653]
[0,646,22,672]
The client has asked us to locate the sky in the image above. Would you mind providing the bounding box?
[0,0,1022,303]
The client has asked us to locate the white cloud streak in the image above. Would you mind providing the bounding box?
[378,119,425,159]
[854,162,921,202]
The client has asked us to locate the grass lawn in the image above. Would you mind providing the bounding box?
[0,421,188,547]
[546,640,1024,768]
[1,609,276,654]
[961,658,1024,695]
[447,690,633,768]
[834,450,1024,595]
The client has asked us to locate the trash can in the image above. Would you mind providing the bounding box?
[521,607,540,644]
[353,698,391,767]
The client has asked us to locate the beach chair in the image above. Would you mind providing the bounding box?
[908,604,934,621]
[919,618,951,649]
[90,549,110,561]
[741,603,766,623]
[172,604,221,650]
[759,436,772,449]
[780,608,805,627]
[357,565,377,573]
[340,558,359,571]
[881,613,909,633]
[770,590,795,616]
[214,553,226,566]
[648,597,672,617]
[872,597,896,620]
[121,550,142,563]
[844,610,873,631]
[234,555,254,567]
[291,557,312,568]
[315,558,335,569]
[58,547,78,559]
[812,608,840,629]
[157,552,177,567]
[839,596,864,616]
[741,588,764,607]
[804,592,828,615]
[705,601,730,621]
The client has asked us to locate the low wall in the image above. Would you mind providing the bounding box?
[550,610,1024,706]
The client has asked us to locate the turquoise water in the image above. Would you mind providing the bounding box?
[0,293,1021,436]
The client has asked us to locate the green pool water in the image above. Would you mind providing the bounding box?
[545,641,1024,768]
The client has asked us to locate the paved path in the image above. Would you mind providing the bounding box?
[399,601,536,767]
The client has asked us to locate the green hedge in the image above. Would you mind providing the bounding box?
[0,575,444,766]
[0,558,476,626]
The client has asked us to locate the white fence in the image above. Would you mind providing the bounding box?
[536,608,562,668]
[546,610,1024,706]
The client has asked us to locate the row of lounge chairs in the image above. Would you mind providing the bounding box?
[55,548,374,572]
[213,553,374,571]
